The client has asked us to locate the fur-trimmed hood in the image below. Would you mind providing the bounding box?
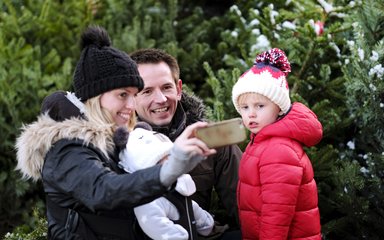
[180,92,207,125]
[15,114,114,181]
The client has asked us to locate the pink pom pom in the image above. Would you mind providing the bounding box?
[255,48,291,76]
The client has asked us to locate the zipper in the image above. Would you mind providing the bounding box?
[185,197,194,240]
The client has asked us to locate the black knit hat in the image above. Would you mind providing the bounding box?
[41,91,84,122]
[73,25,144,102]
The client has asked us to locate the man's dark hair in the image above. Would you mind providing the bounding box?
[130,48,180,84]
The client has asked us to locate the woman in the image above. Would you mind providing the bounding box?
[15,25,215,240]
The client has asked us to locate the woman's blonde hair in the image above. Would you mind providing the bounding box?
[238,92,268,106]
[238,92,283,116]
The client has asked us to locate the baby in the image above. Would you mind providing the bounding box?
[114,123,214,240]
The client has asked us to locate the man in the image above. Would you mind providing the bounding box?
[130,48,242,239]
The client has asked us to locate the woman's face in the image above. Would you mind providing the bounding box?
[100,87,139,126]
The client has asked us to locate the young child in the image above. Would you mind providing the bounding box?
[114,124,214,240]
[231,48,322,240]
[41,90,214,240]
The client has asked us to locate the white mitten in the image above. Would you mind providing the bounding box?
[159,145,205,187]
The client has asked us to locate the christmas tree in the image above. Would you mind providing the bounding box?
[202,0,384,239]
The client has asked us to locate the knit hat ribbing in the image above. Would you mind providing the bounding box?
[232,48,291,114]
[73,26,144,102]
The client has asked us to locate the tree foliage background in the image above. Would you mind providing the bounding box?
[1,0,383,239]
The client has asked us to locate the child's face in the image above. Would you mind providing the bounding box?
[238,93,281,134]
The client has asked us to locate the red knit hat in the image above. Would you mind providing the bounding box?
[232,48,291,114]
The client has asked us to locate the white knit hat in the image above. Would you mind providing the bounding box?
[232,48,291,114]
[118,127,173,173]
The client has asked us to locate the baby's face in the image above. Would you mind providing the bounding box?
[125,127,174,169]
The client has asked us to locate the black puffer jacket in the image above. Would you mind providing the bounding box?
[16,115,167,239]
[139,92,242,229]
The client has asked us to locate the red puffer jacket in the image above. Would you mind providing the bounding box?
[237,102,323,240]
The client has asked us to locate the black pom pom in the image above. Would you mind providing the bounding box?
[80,25,111,50]
[113,126,129,150]
[134,122,153,131]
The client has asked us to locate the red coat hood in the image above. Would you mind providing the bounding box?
[252,102,323,147]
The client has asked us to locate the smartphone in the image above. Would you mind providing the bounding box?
[195,118,247,148]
